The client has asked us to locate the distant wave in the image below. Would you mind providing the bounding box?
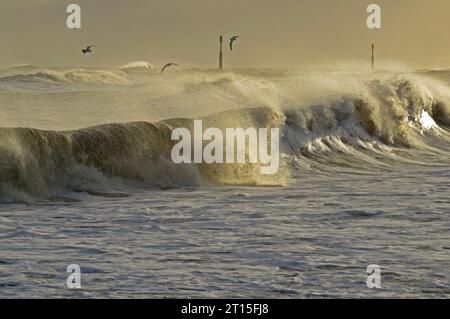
[1,64,41,72]
[0,69,131,85]
[0,71,70,84]
[118,61,154,73]
[0,61,154,86]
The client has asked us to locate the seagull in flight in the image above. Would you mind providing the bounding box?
[160,63,178,74]
[82,45,95,54]
[229,36,239,51]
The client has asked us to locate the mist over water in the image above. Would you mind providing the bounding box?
[0,63,449,297]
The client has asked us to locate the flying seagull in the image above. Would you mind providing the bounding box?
[82,45,95,54]
[229,36,239,51]
[160,63,178,74]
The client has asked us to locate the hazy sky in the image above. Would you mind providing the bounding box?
[0,0,449,69]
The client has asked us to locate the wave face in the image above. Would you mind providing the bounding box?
[0,67,449,201]
[0,108,286,201]
[0,121,194,201]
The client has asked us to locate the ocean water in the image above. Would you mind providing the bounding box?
[0,64,449,298]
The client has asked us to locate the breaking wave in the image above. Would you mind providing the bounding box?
[118,61,154,73]
[0,70,449,202]
[0,69,131,86]
[0,108,285,202]
[0,61,157,87]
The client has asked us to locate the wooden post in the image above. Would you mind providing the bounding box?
[371,43,375,71]
[219,35,223,70]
